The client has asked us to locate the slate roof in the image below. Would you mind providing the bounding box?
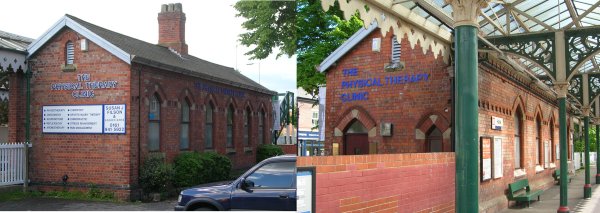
[0,30,33,52]
[40,14,274,95]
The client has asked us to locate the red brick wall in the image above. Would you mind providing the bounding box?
[8,71,25,142]
[477,64,559,212]
[279,144,297,155]
[297,153,456,213]
[134,63,273,169]
[324,29,452,154]
[26,29,133,200]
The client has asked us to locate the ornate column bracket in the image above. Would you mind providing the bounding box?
[445,0,489,27]
[582,106,591,117]
[555,81,570,98]
[565,27,600,79]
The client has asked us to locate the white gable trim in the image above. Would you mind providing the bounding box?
[317,22,378,73]
[27,16,131,64]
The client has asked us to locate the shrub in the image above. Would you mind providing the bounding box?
[256,144,284,162]
[139,154,172,193]
[204,152,232,182]
[172,152,232,188]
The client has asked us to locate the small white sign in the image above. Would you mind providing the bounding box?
[297,170,313,213]
[491,116,503,130]
[104,104,126,134]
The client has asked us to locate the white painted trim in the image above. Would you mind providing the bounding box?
[318,22,378,73]
[27,16,131,64]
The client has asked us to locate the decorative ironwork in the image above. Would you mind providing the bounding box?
[569,75,583,104]
[481,32,555,78]
[566,27,600,78]
[589,74,600,102]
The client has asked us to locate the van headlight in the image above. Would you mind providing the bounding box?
[178,194,182,203]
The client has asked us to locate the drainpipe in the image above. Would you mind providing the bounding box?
[25,63,31,142]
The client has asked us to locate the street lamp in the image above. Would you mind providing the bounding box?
[246,61,261,84]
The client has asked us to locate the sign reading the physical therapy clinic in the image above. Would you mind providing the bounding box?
[340,68,430,103]
[43,73,125,134]
[50,73,118,98]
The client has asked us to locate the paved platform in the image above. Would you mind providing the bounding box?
[501,165,600,213]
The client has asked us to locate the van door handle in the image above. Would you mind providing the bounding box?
[279,194,289,199]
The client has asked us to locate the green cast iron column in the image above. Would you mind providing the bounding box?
[584,116,591,198]
[558,97,570,213]
[597,124,600,184]
[454,25,479,213]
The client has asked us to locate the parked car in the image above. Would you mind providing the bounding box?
[174,155,296,211]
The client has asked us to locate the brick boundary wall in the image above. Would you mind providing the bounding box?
[279,145,297,155]
[297,153,455,213]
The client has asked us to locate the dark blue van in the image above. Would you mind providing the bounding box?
[175,155,296,211]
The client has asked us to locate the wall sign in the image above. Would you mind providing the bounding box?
[480,137,492,181]
[339,68,430,103]
[50,73,119,99]
[297,167,315,213]
[43,104,126,134]
[493,137,503,179]
[491,116,503,130]
[194,81,245,98]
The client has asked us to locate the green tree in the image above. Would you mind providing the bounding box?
[297,0,363,97]
[234,0,296,60]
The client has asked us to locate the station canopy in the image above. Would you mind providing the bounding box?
[326,0,600,115]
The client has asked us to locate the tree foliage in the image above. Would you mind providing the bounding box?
[297,0,363,97]
[234,0,296,60]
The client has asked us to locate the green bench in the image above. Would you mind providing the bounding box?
[552,170,572,184]
[507,179,544,208]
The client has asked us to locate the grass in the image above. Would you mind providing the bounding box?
[0,189,42,202]
[0,186,116,202]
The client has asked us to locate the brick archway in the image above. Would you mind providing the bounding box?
[333,106,377,138]
[415,112,450,139]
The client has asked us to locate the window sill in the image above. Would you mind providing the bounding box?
[514,169,526,178]
[61,64,77,72]
[226,148,236,154]
[204,149,215,153]
[550,163,557,169]
[244,147,253,153]
[535,165,544,173]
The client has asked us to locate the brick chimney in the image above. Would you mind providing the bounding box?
[158,3,188,55]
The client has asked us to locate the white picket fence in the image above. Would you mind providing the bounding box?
[0,142,30,186]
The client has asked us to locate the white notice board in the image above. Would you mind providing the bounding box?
[493,137,503,179]
[43,104,126,134]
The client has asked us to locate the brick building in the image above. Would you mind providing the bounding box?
[316,22,574,212]
[9,3,275,200]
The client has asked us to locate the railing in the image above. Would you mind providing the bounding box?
[0,142,30,186]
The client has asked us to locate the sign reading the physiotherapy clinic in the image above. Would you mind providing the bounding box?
[51,73,118,98]
[194,81,245,98]
[43,104,126,134]
[339,68,429,103]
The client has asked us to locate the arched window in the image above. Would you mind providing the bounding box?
[550,119,555,162]
[226,105,234,148]
[205,103,214,149]
[180,99,190,150]
[426,126,443,152]
[148,94,161,151]
[514,108,524,169]
[258,110,265,144]
[536,116,542,166]
[244,107,251,147]
[65,41,75,65]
